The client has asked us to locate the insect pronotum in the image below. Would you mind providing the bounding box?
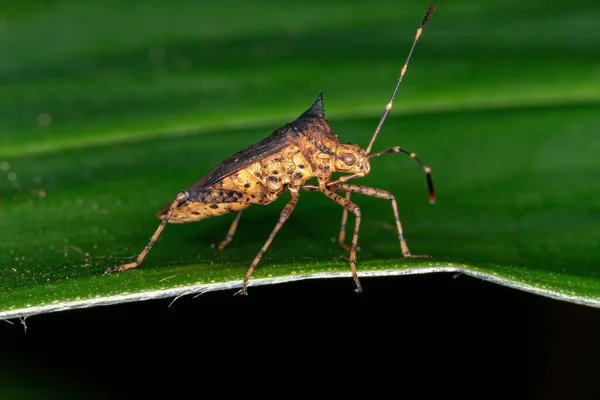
[106,4,436,295]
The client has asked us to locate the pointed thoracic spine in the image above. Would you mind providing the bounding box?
[300,92,325,118]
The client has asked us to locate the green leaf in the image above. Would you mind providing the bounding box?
[1,0,599,318]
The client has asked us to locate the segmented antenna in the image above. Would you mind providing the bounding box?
[369,146,435,204]
[366,3,436,204]
[365,3,435,154]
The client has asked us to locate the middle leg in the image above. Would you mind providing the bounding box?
[217,211,243,250]
[237,187,300,296]
[303,184,364,293]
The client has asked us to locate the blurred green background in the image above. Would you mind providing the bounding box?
[2,0,597,155]
[1,0,600,396]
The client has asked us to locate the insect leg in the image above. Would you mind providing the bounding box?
[109,188,254,274]
[333,183,430,258]
[338,192,352,251]
[312,185,363,293]
[237,188,300,296]
[301,185,353,251]
[105,191,188,274]
[217,211,243,250]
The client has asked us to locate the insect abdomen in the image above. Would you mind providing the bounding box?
[161,145,315,224]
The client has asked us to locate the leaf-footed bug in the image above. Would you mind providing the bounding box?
[106,4,436,295]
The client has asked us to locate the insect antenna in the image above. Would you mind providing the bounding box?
[365,3,435,155]
[369,146,435,204]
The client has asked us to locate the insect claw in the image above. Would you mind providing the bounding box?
[216,240,229,250]
[104,263,136,274]
[354,281,363,293]
[233,286,249,296]
[404,254,432,259]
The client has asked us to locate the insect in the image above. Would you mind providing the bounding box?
[106,4,436,295]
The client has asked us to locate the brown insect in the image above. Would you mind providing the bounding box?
[106,4,436,295]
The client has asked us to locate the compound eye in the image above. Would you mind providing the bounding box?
[343,153,356,166]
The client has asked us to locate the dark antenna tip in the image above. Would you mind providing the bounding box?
[422,4,435,27]
[426,171,435,204]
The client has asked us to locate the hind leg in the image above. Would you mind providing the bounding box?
[107,188,263,274]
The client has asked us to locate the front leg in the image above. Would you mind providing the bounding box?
[305,182,364,293]
[332,183,430,259]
